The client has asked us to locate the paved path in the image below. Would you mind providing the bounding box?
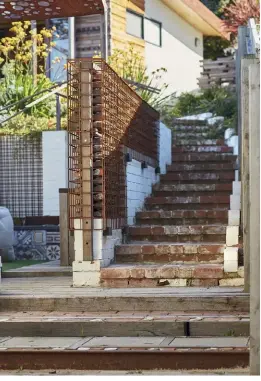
[0,336,249,349]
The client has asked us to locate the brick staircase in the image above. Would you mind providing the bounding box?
[101,120,242,288]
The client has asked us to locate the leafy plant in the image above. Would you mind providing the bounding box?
[0,21,65,118]
[0,114,67,136]
[160,86,237,136]
[105,43,170,109]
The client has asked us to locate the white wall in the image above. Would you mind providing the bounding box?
[42,131,68,216]
[159,122,172,174]
[145,0,203,94]
[127,160,158,225]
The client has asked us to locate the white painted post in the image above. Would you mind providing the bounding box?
[249,62,260,375]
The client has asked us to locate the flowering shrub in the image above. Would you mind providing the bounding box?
[0,21,65,118]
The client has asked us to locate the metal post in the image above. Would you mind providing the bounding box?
[68,17,76,59]
[31,20,37,85]
[56,94,61,131]
[102,1,108,61]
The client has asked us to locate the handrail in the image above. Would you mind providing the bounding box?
[0,82,67,129]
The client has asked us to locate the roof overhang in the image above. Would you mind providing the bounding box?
[162,0,229,39]
[0,0,105,22]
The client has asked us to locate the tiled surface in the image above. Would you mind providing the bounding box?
[14,229,60,261]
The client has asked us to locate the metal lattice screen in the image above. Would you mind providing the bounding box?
[0,135,43,219]
[68,58,160,232]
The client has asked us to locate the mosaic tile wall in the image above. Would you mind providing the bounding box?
[14,227,60,261]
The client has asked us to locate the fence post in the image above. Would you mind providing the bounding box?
[59,189,74,266]
[241,57,258,293]
[236,26,248,179]
[249,62,260,375]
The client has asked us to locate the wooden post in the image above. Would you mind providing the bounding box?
[249,62,260,375]
[79,61,93,261]
[59,189,75,266]
[241,57,258,293]
[236,26,248,179]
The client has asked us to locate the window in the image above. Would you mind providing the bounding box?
[126,10,162,47]
[126,10,143,39]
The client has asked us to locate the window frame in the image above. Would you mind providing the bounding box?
[126,9,162,47]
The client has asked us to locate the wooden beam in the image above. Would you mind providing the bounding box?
[241,57,258,293]
[249,62,260,376]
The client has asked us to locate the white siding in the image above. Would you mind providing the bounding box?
[145,0,203,94]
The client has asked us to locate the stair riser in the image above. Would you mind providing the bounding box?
[145,204,229,211]
[136,218,228,225]
[0,321,249,337]
[153,184,233,192]
[166,164,236,172]
[161,173,235,182]
[173,154,237,162]
[128,235,226,243]
[116,253,224,264]
[152,191,231,197]
[173,140,225,146]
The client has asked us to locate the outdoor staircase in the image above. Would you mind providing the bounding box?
[101,120,242,288]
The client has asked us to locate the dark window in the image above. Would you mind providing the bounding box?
[126,10,162,47]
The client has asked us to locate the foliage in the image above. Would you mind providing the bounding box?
[0,114,67,136]
[160,87,237,136]
[203,36,233,60]
[0,21,65,118]
[223,0,260,35]
[106,44,170,109]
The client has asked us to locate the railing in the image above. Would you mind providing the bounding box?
[67,58,160,247]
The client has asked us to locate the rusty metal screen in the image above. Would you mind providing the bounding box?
[68,58,159,234]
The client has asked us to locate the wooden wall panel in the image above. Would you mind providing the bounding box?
[111,0,145,56]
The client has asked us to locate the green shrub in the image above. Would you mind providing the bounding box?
[160,86,237,137]
[0,114,67,136]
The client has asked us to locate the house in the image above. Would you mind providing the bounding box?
[49,0,227,93]
[0,1,226,93]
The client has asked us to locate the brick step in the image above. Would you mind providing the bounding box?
[173,153,237,162]
[128,225,226,243]
[166,163,236,172]
[172,126,210,133]
[136,210,228,224]
[172,132,214,138]
[116,243,224,264]
[173,139,225,146]
[101,264,228,287]
[160,172,235,183]
[153,183,233,192]
[172,119,207,126]
[145,196,230,206]
[145,204,229,211]
[0,312,249,337]
[153,191,231,197]
[173,146,233,153]
[136,217,227,225]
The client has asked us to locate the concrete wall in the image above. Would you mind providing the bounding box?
[144,0,203,94]
[42,131,68,216]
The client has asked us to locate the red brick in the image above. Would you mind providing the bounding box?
[155,245,171,255]
[129,227,151,236]
[141,245,156,255]
[199,245,225,254]
[193,265,223,279]
[101,267,131,279]
[128,279,158,287]
[116,245,142,255]
[151,226,165,235]
[130,268,145,279]
[169,245,184,254]
[190,279,219,287]
[101,279,129,288]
